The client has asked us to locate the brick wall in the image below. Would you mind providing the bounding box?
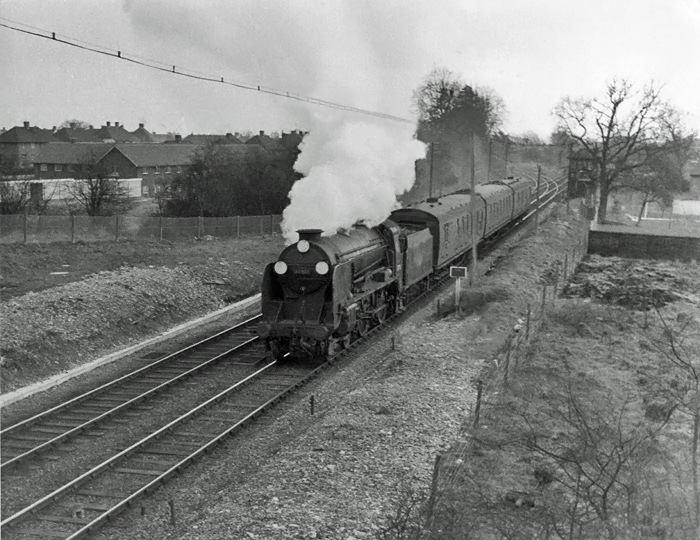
[588,230,700,261]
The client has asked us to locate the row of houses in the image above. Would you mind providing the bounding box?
[0,121,305,197]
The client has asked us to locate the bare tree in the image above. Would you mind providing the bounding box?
[0,180,30,214]
[639,307,700,533]
[57,119,92,130]
[617,152,690,225]
[554,79,695,223]
[68,158,131,216]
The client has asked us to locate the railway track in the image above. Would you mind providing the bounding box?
[0,360,317,540]
[1,315,263,471]
[1,178,570,539]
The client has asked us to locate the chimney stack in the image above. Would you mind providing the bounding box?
[139,123,144,129]
[70,122,76,129]
[174,134,182,143]
[23,121,30,128]
[106,122,111,127]
[115,122,120,128]
[298,229,323,242]
[259,130,265,137]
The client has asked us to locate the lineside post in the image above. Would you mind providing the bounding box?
[535,165,541,234]
[455,277,461,314]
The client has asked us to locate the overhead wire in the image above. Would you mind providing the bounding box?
[0,17,414,124]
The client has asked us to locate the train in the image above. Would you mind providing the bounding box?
[257,176,534,359]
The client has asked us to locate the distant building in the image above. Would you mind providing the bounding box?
[32,143,114,179]
[32,142,200,196]
[245,130,287,158]
[182,133,243,145]
[0,121,58,169]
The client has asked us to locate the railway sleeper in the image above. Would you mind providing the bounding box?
[113,467,163,476]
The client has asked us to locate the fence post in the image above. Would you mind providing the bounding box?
[115,215,119,242]
[71,215,75,244]
[237,215,240,238]
[23,212,28,244]
[473,379,483,430]
[159,216,164,242]
[270,214,274,235]
[260,215,264,236]
[541,283,547,316]
[197,215,203,239]
[526,304,531,341]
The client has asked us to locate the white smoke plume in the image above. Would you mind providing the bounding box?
[281,119,425,243]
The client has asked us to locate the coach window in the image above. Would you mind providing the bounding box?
[155,166,160,175]
[55,164,62,172]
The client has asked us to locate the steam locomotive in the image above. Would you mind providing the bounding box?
[257,176,534,359]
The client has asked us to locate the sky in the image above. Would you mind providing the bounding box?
[1,0,699,139]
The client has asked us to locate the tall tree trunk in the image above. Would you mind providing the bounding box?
[597,186,609,224]
[636,196,648,227]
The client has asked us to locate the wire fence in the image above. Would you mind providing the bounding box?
[0,213,283,244]
[425,223,591,526]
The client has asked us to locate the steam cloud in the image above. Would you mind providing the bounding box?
[281,119,425,243]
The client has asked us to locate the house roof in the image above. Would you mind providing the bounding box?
[182,134,243,145]
[0,125,57,144]
[131,127,155,143]
[280,131,304,149]
[32,143,114,164]
[54,128,103,143]
[95,125,141,143]
[110,144,199,166]
[245,134,286,153]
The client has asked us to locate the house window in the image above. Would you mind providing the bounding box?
[155,166,161,174]
[177,165,182,173]
[165,166,171,173]
[40,164,48,171]
[55,164,63,172]
[142,168,148,175]
[67,164,74,172]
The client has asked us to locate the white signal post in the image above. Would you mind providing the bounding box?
[450,266,468,313]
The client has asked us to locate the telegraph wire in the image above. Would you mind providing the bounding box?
[0,17,414,124]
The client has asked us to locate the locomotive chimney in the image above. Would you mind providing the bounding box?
[297,229,323,242]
